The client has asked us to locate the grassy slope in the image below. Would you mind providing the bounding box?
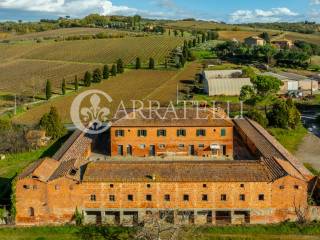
[268,125,308,153]
[13,69,178,125]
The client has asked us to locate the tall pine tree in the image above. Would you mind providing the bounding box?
[111,64,117,76]
[84,71,92,87]
[149,58,155,69]
[93,68,102,83]
[61,78,66,95]
[103,65,109,79]
[45,80,52,100]
[74,75,79,91]
[135,57,141,69]
[117,59,124,73]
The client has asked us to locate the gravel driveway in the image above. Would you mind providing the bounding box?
[295,133,320,171]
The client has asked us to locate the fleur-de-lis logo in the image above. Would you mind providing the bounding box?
[71,90,113,134]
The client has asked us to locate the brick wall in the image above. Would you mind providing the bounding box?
[15,176,308,225]
[110,126,233,158]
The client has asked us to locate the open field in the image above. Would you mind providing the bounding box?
[4,27,137,41]
[21,36,184,64]
[145,62,202,104]
[272,32,320,45]
[163,20,255,31]
[0,59,102,95]
[311,56,320,65]
[13,69,180,125]
[218,31,264,41]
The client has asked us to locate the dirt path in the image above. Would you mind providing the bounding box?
[295,133,320,171]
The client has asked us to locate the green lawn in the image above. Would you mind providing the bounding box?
[1,222,320,240]
[268,125,308,153]
[193,94,240,104]
[0,134,70,205]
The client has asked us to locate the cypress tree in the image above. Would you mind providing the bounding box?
[193,39,197,47]
[39,106,66,140]
[61,78,66,95]
[84,71,92,87]
[111,64,117,76]
[93,68,102,83]
[45,80,52,100]
[103,65,109,79]
[135,57,141,69]
[74,75,79,91]
[149,58,155,69]
[117,59,124,73]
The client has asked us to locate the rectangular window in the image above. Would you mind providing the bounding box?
[164,194,170,201]
[178,144,185,150]
[137,129,147,137]
[196,129,206,137]
[117,145,123,156]
[183,194,189,201]
[202,194,208,201]
[198,144,205,148]
[259,194,265,201]
[146,195,152,201]
[159,144,166,149]
[221,194,227,201]
[157,129,167,137]
[294,185,299,190]
[139,144,146,149]
[109,195,115,202]
[90,194,96,201]
[115,129,125,137]
[240,194,245,201]
[128,195,133,201]
[221,128,226,137]
[177,129,186,137]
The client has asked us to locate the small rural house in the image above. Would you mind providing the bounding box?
[203,70,252,96]
[244,36,265,47]
[271,39,294,49]
[261,72,318,96]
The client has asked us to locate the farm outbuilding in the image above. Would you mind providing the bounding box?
[261,72,318,96]
[203,70,252,96]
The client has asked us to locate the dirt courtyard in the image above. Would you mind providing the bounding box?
[295,133,320,171]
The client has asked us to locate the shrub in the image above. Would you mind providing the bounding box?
[247,109,268,128]
[83,71,92,87]
[93,68,102,83]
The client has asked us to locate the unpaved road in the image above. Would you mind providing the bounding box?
[295,133,320,171]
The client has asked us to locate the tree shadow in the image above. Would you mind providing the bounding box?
[0,176,16,206]
[40,133,72,158]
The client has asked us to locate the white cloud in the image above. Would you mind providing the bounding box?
[0,0,144,17]
[311,0,320,5]
[230,7,299,23]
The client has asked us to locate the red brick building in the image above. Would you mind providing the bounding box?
[15,109,319,226]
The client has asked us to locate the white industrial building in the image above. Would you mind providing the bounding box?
[203,70,252,96]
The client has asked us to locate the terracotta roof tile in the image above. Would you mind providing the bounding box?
[112,108,233,127]
[82,160,273,183]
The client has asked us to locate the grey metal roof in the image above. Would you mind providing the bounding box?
[205,78,252,96]
[261,72,310,82]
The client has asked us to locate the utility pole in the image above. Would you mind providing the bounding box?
[176,84,179,105]
[14,94,17,115]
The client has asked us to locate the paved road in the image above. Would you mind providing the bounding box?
[295,133,320,171]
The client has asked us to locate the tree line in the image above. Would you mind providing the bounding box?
[214,39,316,69]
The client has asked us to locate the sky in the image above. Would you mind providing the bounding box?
[0,0,319,23]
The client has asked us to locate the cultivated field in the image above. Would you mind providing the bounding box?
[0,59,102,94]
[4,27,137,41]
[272,32,320,45]
[145,62,202,104]
[13,69,179,125]
[218,30,278,41]
[22,36,183,64]
[164,20,254,31]
[311,56,320,65]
